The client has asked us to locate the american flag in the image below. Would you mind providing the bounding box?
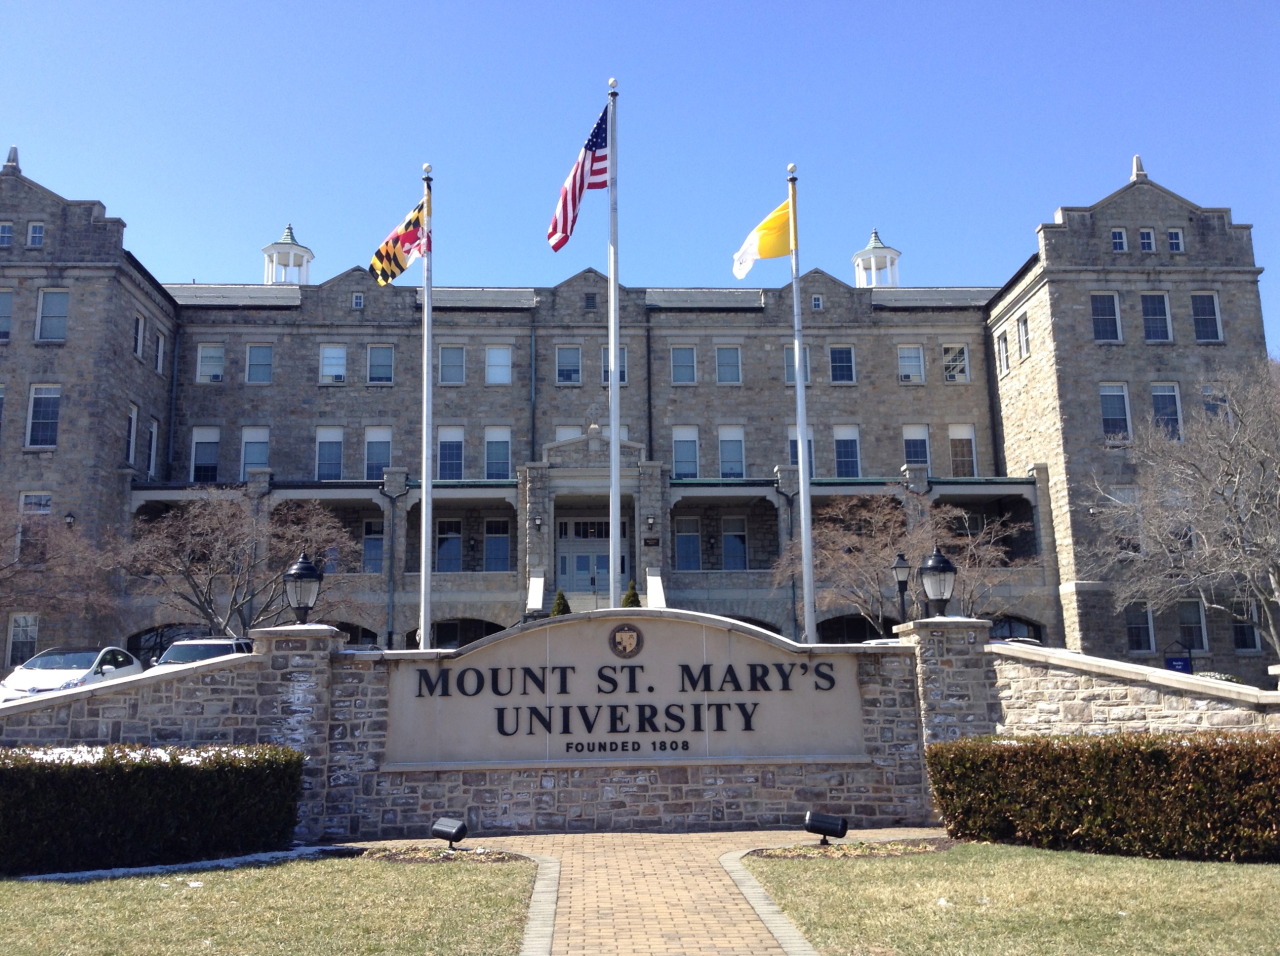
[547,105,610,251]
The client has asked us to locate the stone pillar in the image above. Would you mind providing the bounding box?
[896,616,999,743]
[248,623,344,842]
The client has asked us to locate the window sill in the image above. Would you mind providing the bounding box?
[1093,340,1125,346]
[35,339,66,346]
[367,381,394,387]
[22,446,57,453]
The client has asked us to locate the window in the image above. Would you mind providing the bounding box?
[1016,316,1030,359]
[1233,604,1261,652]
[1125,604,1155,653]
[27,385,60,447]
[718,425,745,479]
[436,519,462,572]
[784,345,811,385]
[362,520,384,573]
[584,292,598,310]
[197,343,225,382]
[715,346,741,384]
[1178,600,1208,652]
[949,424,976,477]
[787,426,814,472]
[811,295,823,310]
[675,518,701,570]
[671,346,696,384]
[1191,294,1222,342]
[897,345,923,383]
[0,289,11,342]
[191,427,220,482]
[1139,228,1155,253]
[125,403,138,465]
[722,517,748,571]
[365,427,391,480]
[241,426,269,479]
[246,344,273,383]
[942,344,969,382]
[320,345,347,383]
[19,493,51,563]
[352,293,364,309]
[368,345,394,384]
[834,425,860,478]
[145,419,159,478]
[1091,293,1120,341]
[830,346,855,383]
[486,345,512,384]
[672,426,698,479]
[554,425,583,441]
[1201,383,1227,418]
[439,345,464,384]
[316,426,343,480]
[995,333,1010,375]
[1167,228,1184,253]
[36,290,68,341]
[0,223,11,247]
[438,425,463,480]
[1099,384,1131,441]
[485,426,511,479]
[1141,294,1170,342]
[27,223,44,247]
[1151,384,1182,439]
[601,345,627,385]
[556,345,582,385]
[903,425,930,470]
[133,316,145,358]
[7,613,37,667]
[1110,228,1127,252]
[484,519,510,571]
[154,330,166,373]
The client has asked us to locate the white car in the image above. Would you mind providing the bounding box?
[0,646,144,702]
[152,637,253,666]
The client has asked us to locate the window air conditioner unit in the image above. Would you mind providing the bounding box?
[209,374,223,382]
[332,374,345,383]
[900,374,916,383]
[945,372,959,382]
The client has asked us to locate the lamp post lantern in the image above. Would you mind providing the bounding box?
[891,552,911,623]
[918,546,957,617]
[283,552,324,624]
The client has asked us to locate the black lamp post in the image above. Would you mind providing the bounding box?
[891,552,911,623]
[918,546,958,617]
[283,552,324,624]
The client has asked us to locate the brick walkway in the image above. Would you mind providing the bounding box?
[484,828,945,956]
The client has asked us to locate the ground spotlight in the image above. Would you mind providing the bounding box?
[430,817,468,849]
[804,810,848,846]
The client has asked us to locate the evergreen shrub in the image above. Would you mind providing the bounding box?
[926,733,1280,862]
[0,744,305,876]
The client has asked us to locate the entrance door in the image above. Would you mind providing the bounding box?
[556,516,628,595]
[569,553,611,591]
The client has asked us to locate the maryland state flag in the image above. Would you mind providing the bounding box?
[369,188,431,285]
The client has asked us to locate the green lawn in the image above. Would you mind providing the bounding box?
[745,840,1280,956]
[0,852,537,956]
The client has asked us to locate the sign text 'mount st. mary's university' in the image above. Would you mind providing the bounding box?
[383,616,869,768]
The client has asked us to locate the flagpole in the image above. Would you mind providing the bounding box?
[606,78,622,608]
[419,164,434,646]
[787,164,818,643]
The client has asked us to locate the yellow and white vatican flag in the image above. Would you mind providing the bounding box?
[731,199,792,279]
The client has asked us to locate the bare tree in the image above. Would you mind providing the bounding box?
[114,496,360,637]
[1085,362,1280,656]
[0,519,117,621]
[776,493,1032,637]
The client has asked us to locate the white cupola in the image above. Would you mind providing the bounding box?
[262,224,314,284]
[852,228,901,288]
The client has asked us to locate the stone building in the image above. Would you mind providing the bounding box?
[0,148,1273,682]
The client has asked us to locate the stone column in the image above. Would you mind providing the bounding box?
[248,623,344,842]
[896,616,999,743]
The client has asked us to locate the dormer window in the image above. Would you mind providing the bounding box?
[584,293,598,310]
[1167,229,1184,253]
[352,293,364,309]
[27,223,44,247]
[1110,228,1127,252]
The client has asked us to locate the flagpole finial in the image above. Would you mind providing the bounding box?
[787,163,797,174]
[422,163,432,175]
[608,77,617,89]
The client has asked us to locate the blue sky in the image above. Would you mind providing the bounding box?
[4,0,1278,344]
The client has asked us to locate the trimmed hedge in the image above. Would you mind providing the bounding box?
[926,733,1280,862]
[0,744,305,876]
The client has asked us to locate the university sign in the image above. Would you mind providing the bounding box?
[384,611,867,767]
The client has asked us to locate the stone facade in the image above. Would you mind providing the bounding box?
[0,148,1275,684]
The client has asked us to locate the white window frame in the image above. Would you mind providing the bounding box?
[556,345,582,385]
[154,330,166,374]
[833,425,860,479]
[672,425,699,479]
[0,222,11,247]
[36,289,68,342]
[1100,383,1132,442]
[1233,603,1262,653]
[942,344,969,382]
[145,418,159,478]
[903,424,930,470]
[246,343,273,384]
[1140,293,1171,342]
[1178,599,1208,652]
[486,345,513,385]
[126,403,138,465]
[7,613,38,668]
[1138,228,1155,253]
[601,345,627,385]
[784,345,811,385]
[554,425,583,442]
[367,344,394,385]
[133,315,146,359]
[484,518,511,572]
[197,343,226,383]
[364,426,392,480]
[671,346,697,385]
[26,384,61,448]
[316,426,343,481]
[352,292,364,309]
[484,425,512,480]
[787,425,814,472]
[829,345,856,384]
[240,426,269,480]
[715,346,741,385]
[811,295,823,310]
[674,517,701,571]
[361,518,384,573]
[1110,227,1127,252]
[1016,316,1030,359]
[1091,292,1122,342]
[1191,293,1223,343]
[0,288,11,342]
[948,424,976,477]
[319,344,347,384]
[439,345,465,385]
[897,344,924,384]
[1125,603,1156,653]
[437,425,464,480]
[996,333,1010,375]
[27,222,44,247]
[718,425,745,479]
[191,426,220,482]
[1151,383,1182,440]
[1167,228,1184,253]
